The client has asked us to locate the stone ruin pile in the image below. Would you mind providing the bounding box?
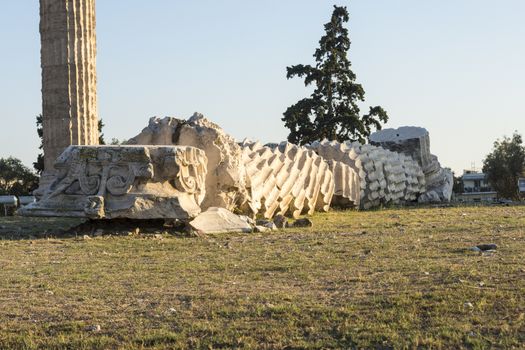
[126,114,335,219]
[28,1,453,231]
[22,113,453,229]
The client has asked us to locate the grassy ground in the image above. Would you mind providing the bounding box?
[0,205,524,349]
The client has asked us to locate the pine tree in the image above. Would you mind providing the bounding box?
[282,5,388,145]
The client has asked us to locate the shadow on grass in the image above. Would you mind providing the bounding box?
[0,217,190,241]
[0,216,85,240]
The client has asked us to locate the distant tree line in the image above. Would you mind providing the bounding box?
[0,158,38,196]
[483,132,525,200]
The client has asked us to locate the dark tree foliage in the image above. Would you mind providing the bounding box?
[0,157,39,196]
[33,114,44,174]
[452,172,464,194]
[482,133,525,200]
[282,5,388,145]
[34,116,106,173]
[98,119,106,145]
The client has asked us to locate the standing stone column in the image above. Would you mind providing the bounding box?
[40,0,99,172]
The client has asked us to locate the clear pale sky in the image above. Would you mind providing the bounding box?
[1,1,524,174]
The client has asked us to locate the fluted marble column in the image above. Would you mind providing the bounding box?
[40,0,99,171]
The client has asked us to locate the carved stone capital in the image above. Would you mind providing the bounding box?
[19,145,208,220]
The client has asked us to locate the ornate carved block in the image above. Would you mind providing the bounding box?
[19,146,207,220]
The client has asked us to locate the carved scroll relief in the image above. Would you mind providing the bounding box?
[19,146,208,220]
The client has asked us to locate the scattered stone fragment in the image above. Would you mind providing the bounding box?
[256,219,271,226]
[86,325,101,332]
[464,302,474,309]
[83,235,91,240]
[273,215,289,229]
[239,215,256,226]
[189,207,253,234]
[254,226,270,233]
[256,220,277,231]
[293,218,313,228]
[476,244,497,251]
[264,222,277,231]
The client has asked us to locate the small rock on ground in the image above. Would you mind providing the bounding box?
[94,229,104,237]
[239,215,256,226]
[85,325,101,332]
[254,225,271,233]
[273,215,289,229]
[293,218,313,228]
[476,243,497,251]
[189,207,253,234]
[256,220,277,231]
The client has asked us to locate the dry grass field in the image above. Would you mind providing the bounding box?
[0,205,524,349]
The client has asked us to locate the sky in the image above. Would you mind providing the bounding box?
[1,0,524,174]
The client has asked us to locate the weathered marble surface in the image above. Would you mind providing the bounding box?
[310,140,426,209]
[19,146,207,220]
[128,114,248,212]
[189,207,253,234]
[129,114,335,219]
[369,127,432,168]
[241,141,335,219]
[40,0,99,172]
[370,127,453,203]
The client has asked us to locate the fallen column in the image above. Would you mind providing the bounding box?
[370,127,453,202]
[241,141,335,219]
[310,140,427,209]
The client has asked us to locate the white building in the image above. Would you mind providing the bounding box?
[456,171,497,202]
